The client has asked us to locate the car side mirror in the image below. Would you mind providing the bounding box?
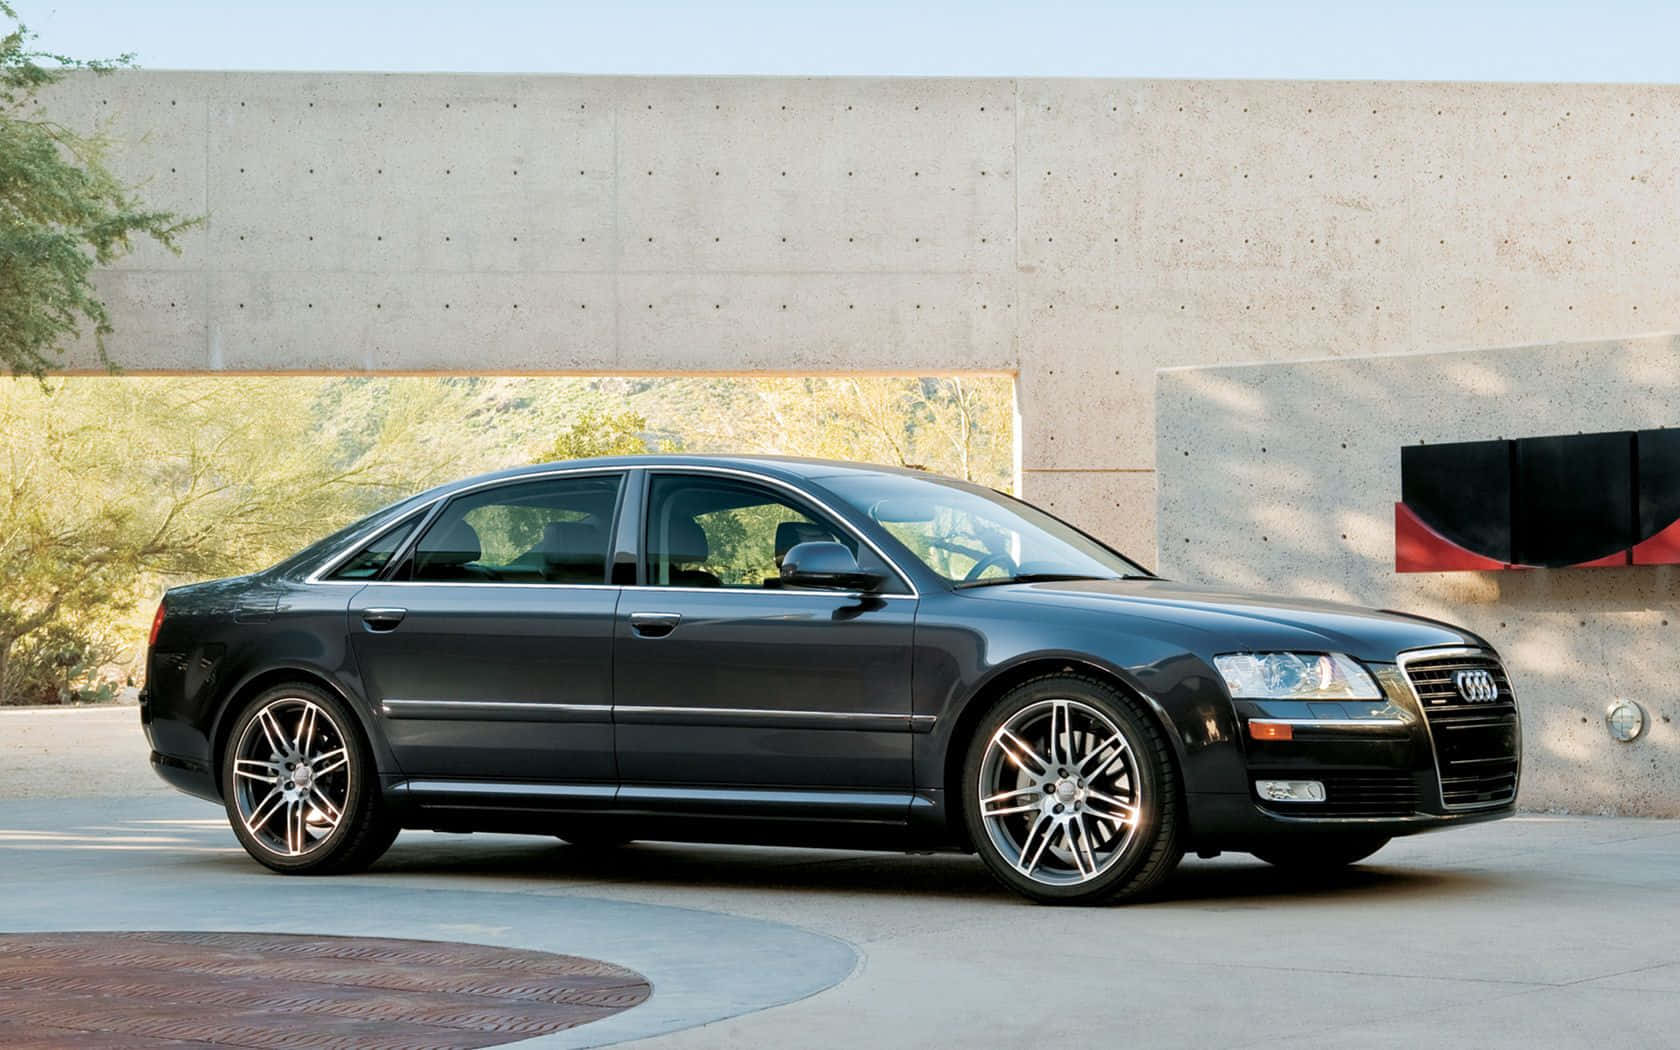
[779,541,885,592]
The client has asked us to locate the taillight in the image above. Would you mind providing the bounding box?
[148,601,167,648]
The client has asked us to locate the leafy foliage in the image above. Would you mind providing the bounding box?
[0,2,197,377]
[0,375,1012,704]
[0,377,538,703]
[540,409,657,462]
[583,375,1015,489]
[1,617,122,705]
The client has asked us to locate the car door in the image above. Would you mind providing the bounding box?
[346,471,625,788]
[612,470,919,817]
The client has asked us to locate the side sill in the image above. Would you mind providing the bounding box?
[385,778,923,825]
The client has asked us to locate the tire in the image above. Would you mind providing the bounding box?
[1251,835,1390,871]
[961,673,1183,905]
[221,683,398,875]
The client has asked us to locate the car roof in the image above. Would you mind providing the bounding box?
[423,454,951,500]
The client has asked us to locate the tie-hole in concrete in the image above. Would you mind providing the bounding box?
[0,931,651,1048]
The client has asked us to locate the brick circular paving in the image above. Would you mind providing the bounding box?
[0,931,652,1049]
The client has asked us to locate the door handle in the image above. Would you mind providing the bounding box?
[629,611,681,638]
[361,607,407,632]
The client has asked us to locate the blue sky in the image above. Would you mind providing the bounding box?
[20,1,1679,82]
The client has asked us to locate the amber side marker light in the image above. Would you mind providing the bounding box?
[1248,720,1293,742]
[148,602,166,648]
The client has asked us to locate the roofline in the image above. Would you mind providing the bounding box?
[428,454,957,497]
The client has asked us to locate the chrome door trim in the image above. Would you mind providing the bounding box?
[619,585,917,601]
[614,705,936,733]
[380,699,614,722]
[391,779,616,805]
[1395,645,1523,812]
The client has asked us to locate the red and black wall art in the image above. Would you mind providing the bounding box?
[1396,428,1680,572]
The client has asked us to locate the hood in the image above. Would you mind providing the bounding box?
[958,577,1485,662]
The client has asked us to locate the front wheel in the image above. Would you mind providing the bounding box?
[1250,835,1390,871]
[221,684,397,875]
[962,674,1183,905]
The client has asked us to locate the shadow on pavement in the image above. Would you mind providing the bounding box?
[328,832,1518,907]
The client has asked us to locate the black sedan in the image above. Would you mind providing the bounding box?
[142,456,1520,904]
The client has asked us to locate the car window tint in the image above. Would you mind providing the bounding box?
[644,475,863,588]
[409,475,622,584]
[823,473,1147,583]
[328,514,422,580]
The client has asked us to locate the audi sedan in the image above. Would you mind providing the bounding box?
[141,456,1520,904]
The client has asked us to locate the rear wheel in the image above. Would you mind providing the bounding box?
[221,684,397,875]
[1251,835,1390,871]
[962,674,1182,905]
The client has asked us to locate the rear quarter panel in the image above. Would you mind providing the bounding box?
[147,578,384,786]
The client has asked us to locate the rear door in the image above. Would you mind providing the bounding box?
[346,472,625,785]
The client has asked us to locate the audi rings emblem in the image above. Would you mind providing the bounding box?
[1453,668,1500,703]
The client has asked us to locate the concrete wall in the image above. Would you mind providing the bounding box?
[48,72,1680,570]
[40,72,1680,811]
[1157,334,1680,816]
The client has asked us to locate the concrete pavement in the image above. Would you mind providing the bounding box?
[3,706,1678,1048]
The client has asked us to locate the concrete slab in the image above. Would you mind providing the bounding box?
[0,796,858,1049]
[2,710,1678,1048]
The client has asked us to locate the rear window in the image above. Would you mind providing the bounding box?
[327,514,423,581]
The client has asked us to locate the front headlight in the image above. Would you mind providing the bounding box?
[1213,652,1381,700]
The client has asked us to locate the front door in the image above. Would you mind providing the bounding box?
[612,471,918,816]
[348,472,625,784]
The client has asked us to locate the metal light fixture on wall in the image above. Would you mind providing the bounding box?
[1605,700,1647,743]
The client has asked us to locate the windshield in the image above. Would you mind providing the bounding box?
[822,473,1151,586]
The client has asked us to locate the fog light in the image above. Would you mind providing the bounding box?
[1256,779,1326,803]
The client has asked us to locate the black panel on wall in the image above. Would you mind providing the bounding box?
[1512,432,1632,567]
[1400,440,1513,563]
[1637,428,1680,540]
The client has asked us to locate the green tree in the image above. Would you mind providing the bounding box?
[540,409,655,462]
[1,2,196,378]
[0,377,520,704]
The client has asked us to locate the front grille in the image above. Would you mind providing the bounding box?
[1402,652,1521,808]
[1259,770,1418,817]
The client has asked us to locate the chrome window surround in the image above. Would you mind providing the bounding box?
[302,463,920,598]
[1395,645,1523,812]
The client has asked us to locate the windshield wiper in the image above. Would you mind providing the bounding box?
[953,573,1116,590]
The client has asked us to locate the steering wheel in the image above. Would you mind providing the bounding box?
[963,552,1018,582]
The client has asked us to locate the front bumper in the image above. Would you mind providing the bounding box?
[1187,649,1521,848]
[1187,789,1515,848]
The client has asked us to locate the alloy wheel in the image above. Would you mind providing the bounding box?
[230,696,352,858]
[976,697,1143,886]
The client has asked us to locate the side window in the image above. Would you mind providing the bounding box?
[408,475,622,584]
[644,474,889,589]
[328,514,421,581]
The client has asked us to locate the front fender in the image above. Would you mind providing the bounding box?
[908,592,1252,842]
